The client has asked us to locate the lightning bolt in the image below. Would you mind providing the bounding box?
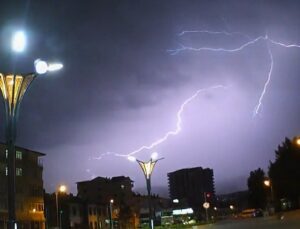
[253,44,273,116]
[269,39,300,48]
[178,30,251,40]
[168,35,266,55]
[168,31,300,117]
[91,30,300,163]
[93,85,226,160]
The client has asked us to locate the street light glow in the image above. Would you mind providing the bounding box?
[264,180,271,187]
[173,199,179,203]
[11,31,26,53]
[34,59,64,74]
[34,59,48,74]
[128,156,136,162]
[296,138,300,146]
[151,152,158,160]
[58,185,67,193]
[47,63,64,72]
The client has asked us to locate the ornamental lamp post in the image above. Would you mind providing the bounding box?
[128,152,164,229]
[2,31,63,229]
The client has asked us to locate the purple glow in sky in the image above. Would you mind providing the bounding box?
[0,0,300,196]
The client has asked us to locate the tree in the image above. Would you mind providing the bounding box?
[247,168,267,209]
[269,137,300,208]
[118,203,135,228]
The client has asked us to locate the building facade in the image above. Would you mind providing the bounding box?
[77,176,134,205]
[168,167,215,210]
[0,144,45,228]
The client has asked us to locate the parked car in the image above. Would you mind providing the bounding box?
[239,208,263,218]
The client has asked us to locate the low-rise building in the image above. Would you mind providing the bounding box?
[0,144,45,228]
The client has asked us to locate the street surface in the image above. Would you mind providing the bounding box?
[191,210,300,229]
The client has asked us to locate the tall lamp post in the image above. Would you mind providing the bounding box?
[55,185,67,229]
[109,199,114,229]
[128,152,164,229]
[2,31,63,229]
[264,179,274,203]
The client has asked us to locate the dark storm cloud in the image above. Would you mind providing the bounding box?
[0,0,300,194]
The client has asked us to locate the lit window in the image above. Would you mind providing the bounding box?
[38,203,44,211]
[16,168,22,176]
[16,151,22,160]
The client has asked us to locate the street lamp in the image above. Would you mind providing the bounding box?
[55,185,67,229]
[2,31,63,229]
[264,179,274,202]
[109,199,114,229]
[128,152,164,229]
[293,136,300,146]
[11,31,26,53]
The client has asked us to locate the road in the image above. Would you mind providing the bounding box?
[190,210,300,229]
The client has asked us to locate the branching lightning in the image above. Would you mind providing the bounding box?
[92,30,300,163]
[115,85,226,158]
[253,44,274,116]
[167,35,266,55]
[168,31,300,117]
[178,30,251,40]
[92,85,226,160]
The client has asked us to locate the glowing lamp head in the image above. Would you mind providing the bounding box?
[151,152,158,160]
[128,156,136,162]
[34,59,48,74]
[110,199,114,203]
[296,138,300,146]
[12,31,26,53]
[47,63,63,72]
[173,199,179,203]
[264,180,271,187]
[58,185,67,193]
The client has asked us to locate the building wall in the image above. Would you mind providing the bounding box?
[0,144,45,228]
[168,167,215,209]
[77,176,135,228]
[77,176,134,205]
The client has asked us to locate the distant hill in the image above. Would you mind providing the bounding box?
[134,185,169,198]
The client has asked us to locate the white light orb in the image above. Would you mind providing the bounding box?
[151,152,158,160]
[12,31,26,53]
[47,63,63,72]
[128,156,136,162]
[173,199,179,203]
[59,185,67,193]
[34,59,48,74]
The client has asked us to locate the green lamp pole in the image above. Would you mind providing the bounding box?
[0,73,37,228]
[2,31,63,229]
[129,153,163,229]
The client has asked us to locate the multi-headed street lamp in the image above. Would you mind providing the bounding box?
[2,31,63,229]
[128,152,164,229]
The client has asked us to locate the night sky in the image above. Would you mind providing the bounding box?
[0,0,300,196]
